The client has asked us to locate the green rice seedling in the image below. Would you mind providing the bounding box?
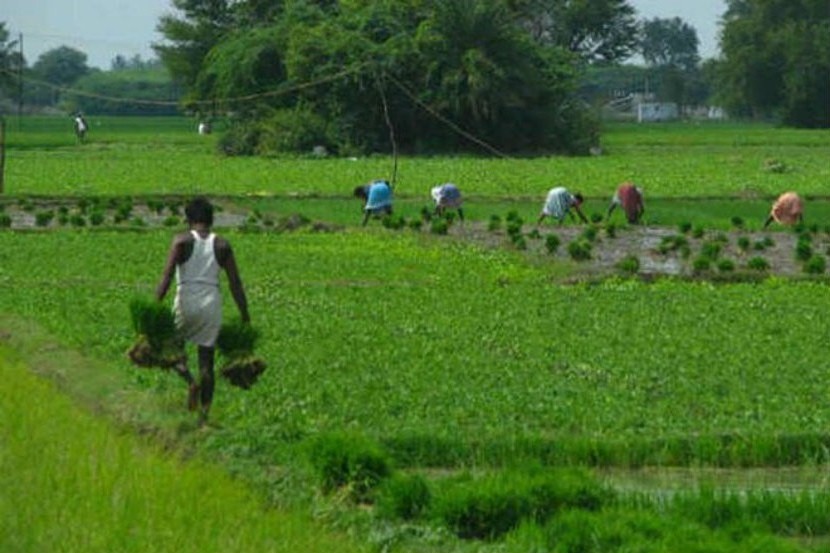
[408,219,423,231]
[567,239,592,261]
[590,212,603,224]
[35,210,54,227]
[717,259,735,273]
[57,213,69,226]
[444,211,457,225]
[747,256,770,271]
[19,197,35,212]
[581,225,598,242]
[803,254,826,274]
[307,431,392,502]
[678,221,692,234]
[513,235,527,250]
[700,241,722,260]
[382,214,406,230]
[76,197,90,214]
[488,214,502,232]
[692,225,705,239]
[376,473,432,521]
[692,256,711,274]
[658,235,688,254]
[605,222,617,238]
[763,158,787,173]
[527,229,541,240]
[430,218,448,235]
[216,319,266,389]
[761,236,775,248]
[69,213,86,227]
[506,210,522,224]
[146,198,164,215]
[795,237,812,261]
[737,236,751,252]
[545,233,560,254]
[163,216,180,227]
[0,213,11,228]
[506,221,523,238]
[433,468,611,540]
[731,216,745,229]
[127,297,183,369]
[617,255,640,274]
[420,206,433,222]
[57,205,69,216]
[89,210,105,226]
[167,201,182,216]
[131,217,146,227]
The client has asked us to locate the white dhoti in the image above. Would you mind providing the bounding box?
[174,283,222,347]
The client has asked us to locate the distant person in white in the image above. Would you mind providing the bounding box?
[73,112,88,143]
[537,186,588,225]
[431,183,464,221]
[198,121,212,135]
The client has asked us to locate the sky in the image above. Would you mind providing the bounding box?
[3,0,727,70]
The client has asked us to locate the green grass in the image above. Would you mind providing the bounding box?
[3,116,829,198]
[0,342,364,553]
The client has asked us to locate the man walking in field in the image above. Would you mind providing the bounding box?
[155,197,250,423]
[354,179,393,226]
[763,192,804,229]
[537,186,588,225]
[607,182,644,224]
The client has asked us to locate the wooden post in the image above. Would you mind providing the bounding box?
[0,116,5,194]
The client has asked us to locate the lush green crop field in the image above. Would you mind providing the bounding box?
[3,116,829,199]
[4,117,830,551]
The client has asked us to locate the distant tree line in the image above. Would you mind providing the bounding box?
[0,0,826,151]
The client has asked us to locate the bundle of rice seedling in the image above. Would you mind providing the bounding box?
[126,297,184,369]
[217,319,266,389]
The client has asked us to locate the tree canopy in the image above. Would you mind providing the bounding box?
[718,0,829,127]
[156,0,608,155]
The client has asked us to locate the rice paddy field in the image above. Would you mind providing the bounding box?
[2,115,830,552]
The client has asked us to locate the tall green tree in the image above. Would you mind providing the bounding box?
[31,46,90,88]
[718,0,829,127]
[640,17,699,71]
[508,0,639,63]
[0,22,25,100]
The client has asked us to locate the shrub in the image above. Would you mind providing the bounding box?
[545,234,561,254]
[568,239,592,261]
[803,254,826,275]
[307,432,391,502]
[617,255,640,274]
[747,257,770,271]
[376,473,432,520]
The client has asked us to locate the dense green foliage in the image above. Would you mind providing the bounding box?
[718,0,830,127]
[156,0,602,155]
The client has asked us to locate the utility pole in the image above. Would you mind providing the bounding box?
[17,32,23,129]
[0,116,6,194]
